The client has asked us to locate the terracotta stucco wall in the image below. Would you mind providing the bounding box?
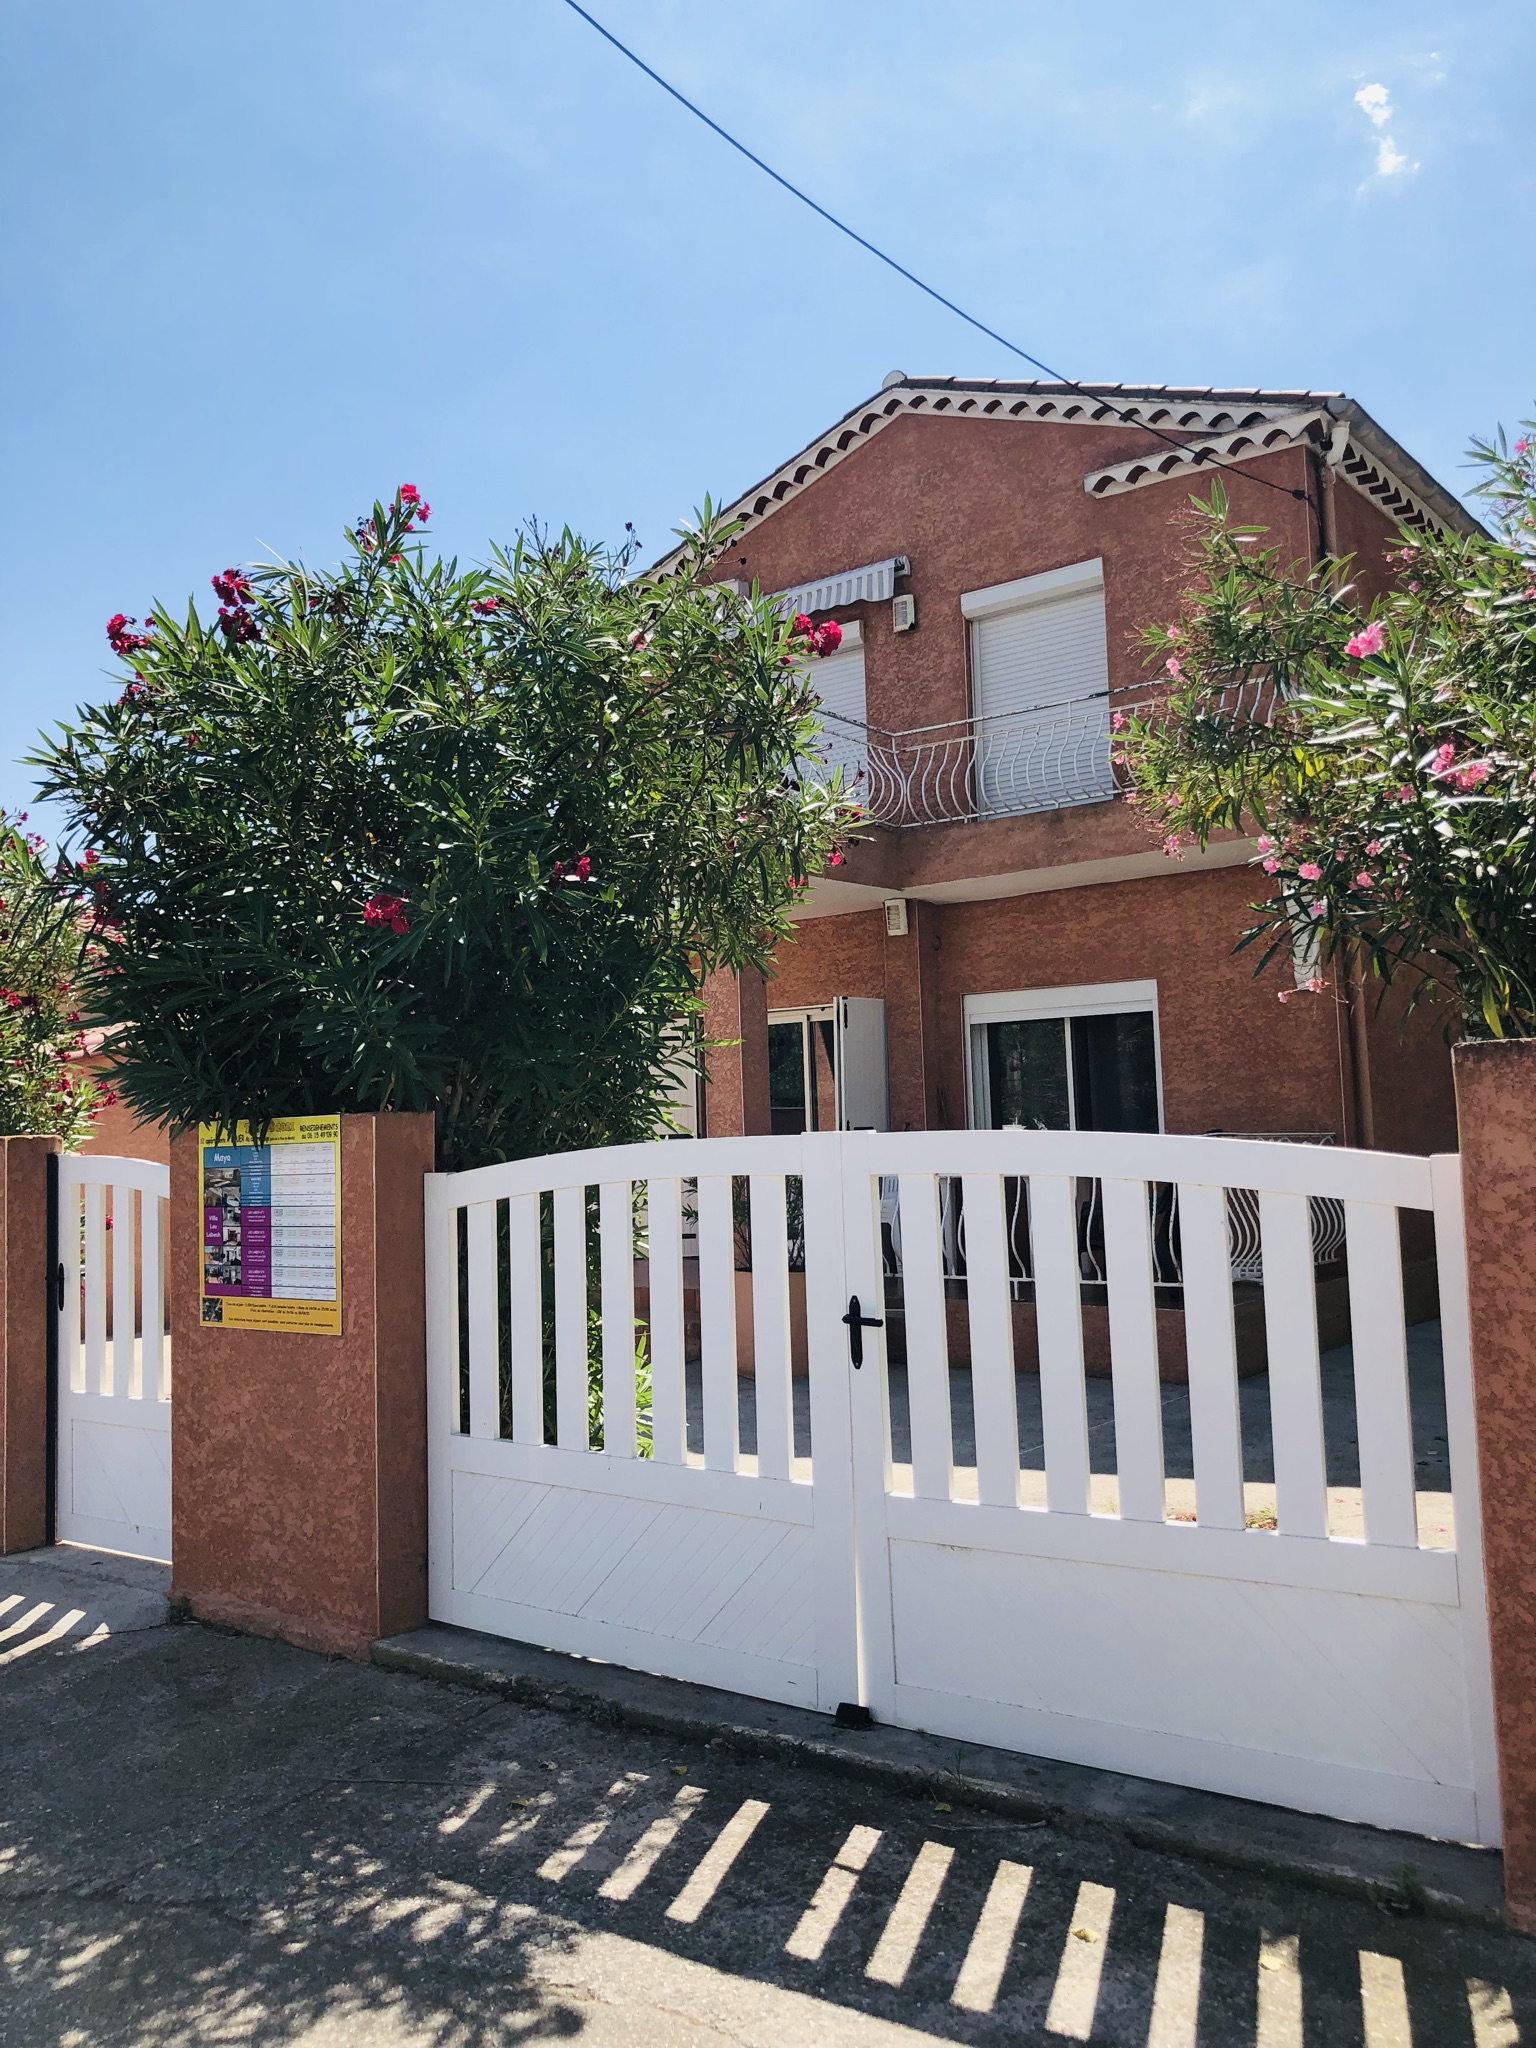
[719,413,1322,743]
[764,868,1375,1138]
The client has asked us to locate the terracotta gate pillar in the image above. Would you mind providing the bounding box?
[168,1111,434,1658]
[0,1136,58,1554]
[1453,1040,1536,1930]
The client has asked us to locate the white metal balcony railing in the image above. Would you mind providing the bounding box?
[810,691,1116,826]
[810,676,1280,829]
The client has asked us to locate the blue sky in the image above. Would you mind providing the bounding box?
[3,0,1531,830]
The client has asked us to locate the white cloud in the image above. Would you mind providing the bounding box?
[1353,81,1416,179]
[1376,136,1411,176]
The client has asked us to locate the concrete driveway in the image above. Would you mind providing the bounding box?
[0,1563,1531,2046]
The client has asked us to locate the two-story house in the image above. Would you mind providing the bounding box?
[663,375,1478,1158]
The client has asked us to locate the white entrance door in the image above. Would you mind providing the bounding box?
[55,1153,172,1562]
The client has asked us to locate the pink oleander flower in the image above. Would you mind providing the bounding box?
[1110,712,1127,732]
[1261,857,1280,874]
[1305,974,1325,994]
[1366,840,1383,856]
[828,850,844,866]
[1354,871,1373,888]
[1162,833,1185,858]
[1397,784,1415,801]
[1256,834,1273,853]
[1429,741,1458,778]
[1277,989,1293,1004]
[1309,900,1327,919]
[1344,620,1386,659]
[1298,861,1322,881]
[1164,656,1182,678]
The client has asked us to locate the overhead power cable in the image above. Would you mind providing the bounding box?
[557,0,1311,507]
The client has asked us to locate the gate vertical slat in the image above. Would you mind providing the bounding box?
[1030,1173,1091,1515]
[1177,1180,1245,1531]
[960,1172,1021,1508]
[748,1174,794,1482]
[837,1135,897,1721]
[1345,1200,1417,1548]
[553,1184,589,1451]
[507,1193,543,1444]
[801,1131,861,1713]
[466,1201,499,1441]
[141,1190,165,1400]
[697,1174,739,1473]
[646,1176,687,1466]
[425,1176,457,1619]
[898,1173,952,1501]
[1101,1176,1165,1523]
[1259,1189,1329,1539]
[112,1184,137,1398]
[84,1182,107,1395]
[59,1172,82,1393]
[599,1179,636,1458]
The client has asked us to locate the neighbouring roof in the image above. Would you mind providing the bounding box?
[648,376,1483,577]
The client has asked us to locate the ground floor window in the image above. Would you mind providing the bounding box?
[965,981,1161,1132]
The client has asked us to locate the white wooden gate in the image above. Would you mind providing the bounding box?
[427,1129,1498,1843]
[55,1153,172,1563]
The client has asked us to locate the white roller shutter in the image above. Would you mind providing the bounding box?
[966,564,1113,816]
[801,626,867,793]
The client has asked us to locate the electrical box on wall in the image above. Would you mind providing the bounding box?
[883,898,909,937]
[891,593,917,633]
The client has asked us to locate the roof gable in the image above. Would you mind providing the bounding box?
[648,377,1481,576]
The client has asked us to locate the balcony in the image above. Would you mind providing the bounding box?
[810,689,1117,827]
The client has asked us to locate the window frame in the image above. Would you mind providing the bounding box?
[963,979,1163,1133]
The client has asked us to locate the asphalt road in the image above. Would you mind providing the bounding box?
[1,1614,1532,2047]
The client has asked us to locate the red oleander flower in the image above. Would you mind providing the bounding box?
[813,619,843,657]
[106,613,153,656]
[211,569,252,606]
[362,891,409,935]
[471,597,498,615]
[217,605,262,644]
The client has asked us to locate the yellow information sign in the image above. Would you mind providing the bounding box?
[199,1115,342,1334]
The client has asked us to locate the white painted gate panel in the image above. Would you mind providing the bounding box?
[56,1153,172,1562]
[428,1135,859,1713]
[427,1127,1497,1844]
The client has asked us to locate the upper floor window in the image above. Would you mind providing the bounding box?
[798,619,867,791]
[962,559,1114,818]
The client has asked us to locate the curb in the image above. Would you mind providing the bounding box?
[373,1622,1506,1931]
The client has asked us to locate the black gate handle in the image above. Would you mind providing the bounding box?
[56,1262,65,1312]
[842,1294,883,1368]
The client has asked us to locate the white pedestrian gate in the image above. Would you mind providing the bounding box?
[55,1153,172,1563]
[426,1130,1498,1844]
